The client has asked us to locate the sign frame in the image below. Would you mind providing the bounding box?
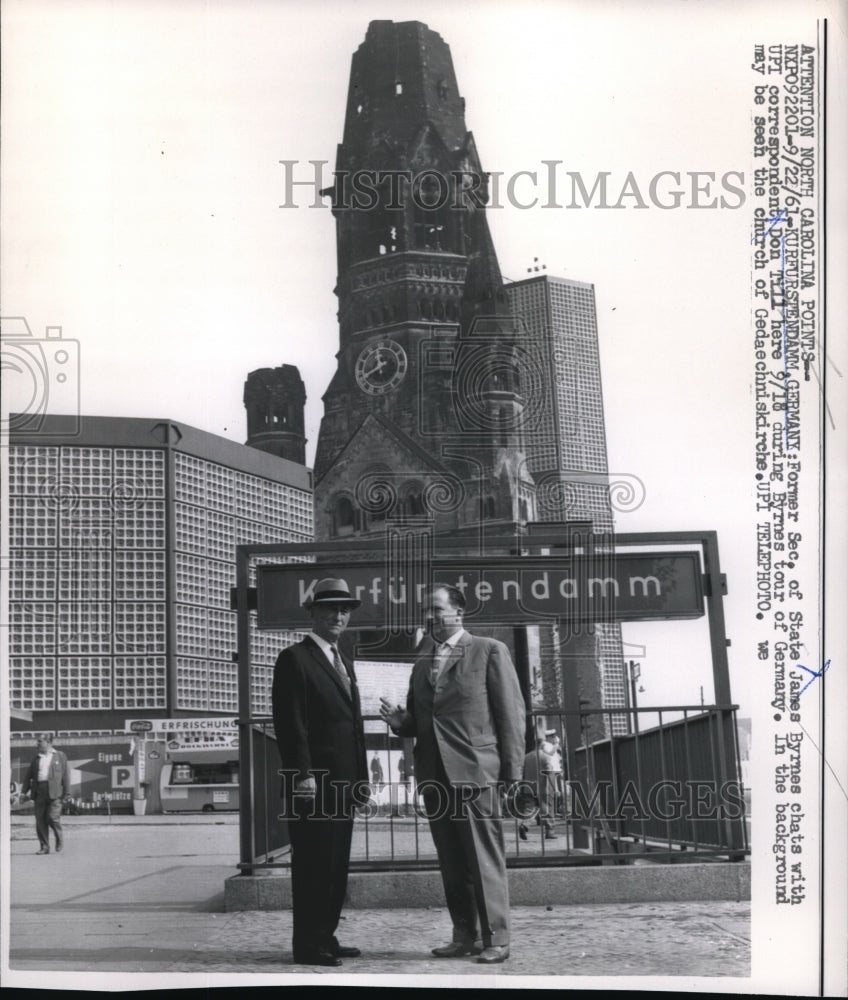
[255,550,706,630]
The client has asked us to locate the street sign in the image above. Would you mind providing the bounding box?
[125,717,237,734]
[256,552,705,629]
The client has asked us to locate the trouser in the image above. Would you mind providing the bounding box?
[538,778,555,833]
[35,782,63,849]
[422,760,510,948]
[287,798,355,955]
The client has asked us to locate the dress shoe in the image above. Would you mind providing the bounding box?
[292,948,342,967]
[330,943,361,958]
[431,941,482,958]
[36,847,50,855]
[55,842,63,852]
[477,945,510,964]
[518,823,528,841]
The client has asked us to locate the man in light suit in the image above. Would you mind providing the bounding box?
[22,734,70,854]
[272,578,368,967]
[380,584,526,964]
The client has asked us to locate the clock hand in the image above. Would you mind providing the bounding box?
[362,355,388,377]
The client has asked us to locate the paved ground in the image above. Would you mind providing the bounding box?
[4,814,750,986]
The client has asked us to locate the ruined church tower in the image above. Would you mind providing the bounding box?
[312,20,536,542]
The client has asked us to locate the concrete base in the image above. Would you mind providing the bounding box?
[225,861,750,911]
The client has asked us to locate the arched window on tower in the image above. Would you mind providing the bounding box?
[333,496,357,537]
[484,496,497,519]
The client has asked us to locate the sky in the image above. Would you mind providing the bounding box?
[0,0,837,719]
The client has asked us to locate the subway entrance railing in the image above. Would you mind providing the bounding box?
[233,529,748,874]
[237,704,748,874]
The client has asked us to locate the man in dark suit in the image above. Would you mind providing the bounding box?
[380,584,526,964]
[272,577,368,967]
[22,734,70,854]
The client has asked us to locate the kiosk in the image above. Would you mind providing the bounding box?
[160,748,240,813]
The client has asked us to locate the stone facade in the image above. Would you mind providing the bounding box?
[313,20,535,540]
[244,364,307,466]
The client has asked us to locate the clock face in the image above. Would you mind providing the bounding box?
[355,340,408,395]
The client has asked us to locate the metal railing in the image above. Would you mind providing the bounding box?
[237,704,748,873]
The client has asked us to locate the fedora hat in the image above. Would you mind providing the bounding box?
[303,578,361,609]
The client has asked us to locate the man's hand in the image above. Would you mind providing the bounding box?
[379,697,406,731]
[294,776,317,797]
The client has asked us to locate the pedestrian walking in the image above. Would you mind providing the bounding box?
[22,734,70,855]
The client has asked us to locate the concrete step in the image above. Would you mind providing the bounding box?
[225,860,751,910]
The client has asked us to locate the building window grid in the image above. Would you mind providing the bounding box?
[114,550,166,601]
[235,519,266,546]
[8,447,59,494]
[113,502,166,549]
[234,471,266,522]
[9,603,56,655]
[57,657,112,710]
[174,453,207,505]
[114,449,166,495]
[206,511,235,561]
[208,661,238,713]
[10,553,57,601]
[56,729,114,738]
[176,658,208,710]
[176,605,208,657]
[58,548,112,601]
[10,657,55,710]
[9,500,58,548]
[56,602,112,655]
[114,603,167,655]
[113,657,167,708]
[175,502,207,555]
[10,442,313,721]
[60,447,114,496]
[206,559,235,610]
[175,552,208,605]
[208,609,237,661]
[206,464,235,514]
[58,498,114,546]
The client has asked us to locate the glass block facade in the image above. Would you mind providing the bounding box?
[507,276,613,528]
[8,444,168,716]
[8,417,313,732]
[172,453,312,716]
[507,276,627,720]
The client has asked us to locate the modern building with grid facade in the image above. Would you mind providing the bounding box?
[8,415,312,741]
[506,275,627,714]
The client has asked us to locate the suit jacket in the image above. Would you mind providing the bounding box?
[398,632,526,786]
[272,636,368,804]
[23,749,70,800]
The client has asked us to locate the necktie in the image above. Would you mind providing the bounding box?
[329,645,351,695]
[430,642,449,686]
